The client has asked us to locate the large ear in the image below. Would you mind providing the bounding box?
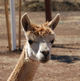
[48,13,60,30]
[21,13,31,31]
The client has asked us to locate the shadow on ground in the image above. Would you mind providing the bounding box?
[0,48,22,55]
[51,43,80,63]
[52,44,80,50]
[51,55,80,63]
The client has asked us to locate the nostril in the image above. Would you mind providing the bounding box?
[41,51,49,57]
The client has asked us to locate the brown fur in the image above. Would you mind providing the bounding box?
[29,23,53,36]
[7,46,39,81]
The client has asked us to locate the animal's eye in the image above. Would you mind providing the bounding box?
[28,40,33,44]
[50,40,54,44]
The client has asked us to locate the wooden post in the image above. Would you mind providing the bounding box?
[7,47,39,81]
[45,0,52,21]
[18,0,21,50]
[4,0,12,51]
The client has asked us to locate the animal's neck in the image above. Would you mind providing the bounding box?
[7,46,39,81]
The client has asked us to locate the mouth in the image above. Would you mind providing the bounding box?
[37,53,51,63]
[40,59,49,63]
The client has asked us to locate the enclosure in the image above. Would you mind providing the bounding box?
[0,0,80,81]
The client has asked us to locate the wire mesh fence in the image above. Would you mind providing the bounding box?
[0,0,80,51]
[0,1,8,48]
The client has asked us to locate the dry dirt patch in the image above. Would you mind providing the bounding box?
[0,11,80,81]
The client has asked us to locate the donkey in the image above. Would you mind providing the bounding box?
[7,13,60,81]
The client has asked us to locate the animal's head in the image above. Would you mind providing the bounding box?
[21,13,60,63]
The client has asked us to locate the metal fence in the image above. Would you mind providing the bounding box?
[0,0,80,51]
[0,1,8,49]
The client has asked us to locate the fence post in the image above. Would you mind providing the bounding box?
[45,0,52,21]
[4,0,12,51]
[10,0,16,51]
[19,0,22,50]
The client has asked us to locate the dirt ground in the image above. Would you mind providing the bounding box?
[0,11,80,81]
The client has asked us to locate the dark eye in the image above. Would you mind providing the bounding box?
[28,40,33,44]
[50,40,54,44]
